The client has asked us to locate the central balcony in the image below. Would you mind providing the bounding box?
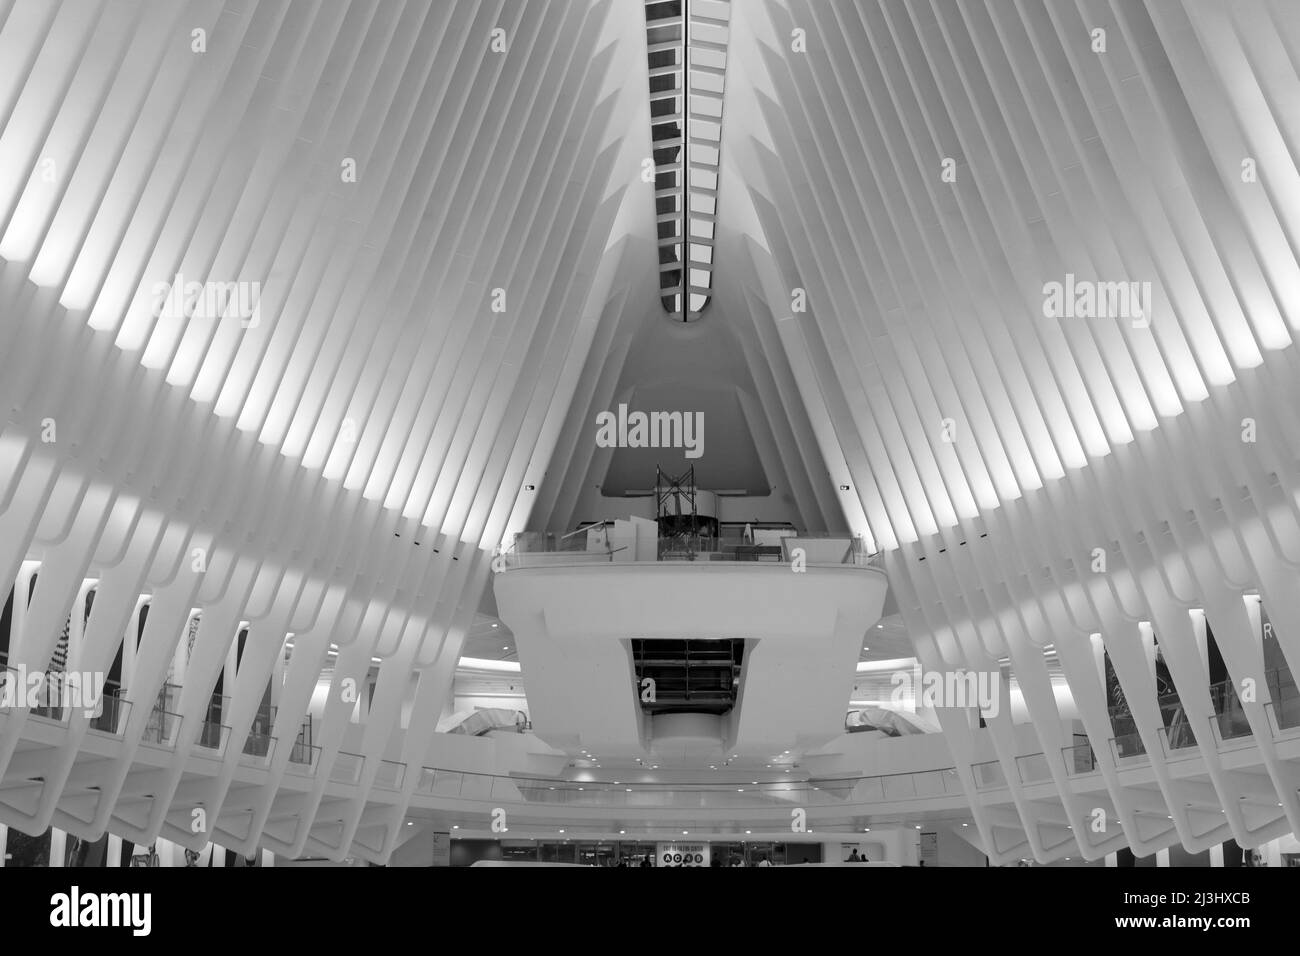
[493,527,888,761]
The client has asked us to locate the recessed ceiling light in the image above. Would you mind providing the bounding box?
[745,830,751,834]
[406,822,413,826]
[962,823,969,827]
[915,825,921,830]
[452,825,459,829]
[491,623,499,628]
[559,829,565,834]
[502,646,509,650]
[682,831,688,835]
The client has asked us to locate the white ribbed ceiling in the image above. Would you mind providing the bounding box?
[2,0,1300,865]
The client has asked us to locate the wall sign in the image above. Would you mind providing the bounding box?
[656,842,710,867]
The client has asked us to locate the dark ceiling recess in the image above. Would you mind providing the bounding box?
[632,638,744,715]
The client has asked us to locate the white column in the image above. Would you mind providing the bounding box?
[1156,848,1170,867]
[107,834,122,868]
[0,824,7,867]
[1105,852,1117,867]
[50,828,66,866]
[1210,845,1224,867]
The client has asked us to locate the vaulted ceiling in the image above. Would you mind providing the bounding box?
[2,0,1300,862]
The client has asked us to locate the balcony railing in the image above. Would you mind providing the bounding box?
[330,751,364,785]
[1014,752,1052,784]
[287,717,316,766]
[88,690,132,736]
[499,529,882,569]
[971,759,1006,790]
[1264,665,1299,735]
[241,731,276,761]
[374,758,407,791]
[1109,731,1147,760]
[413,765,964,808]
[242,705,278,759]
[195,718,231,753]
[141,708,182,748]
[288,742,321,772]
[1062,741,1097,775]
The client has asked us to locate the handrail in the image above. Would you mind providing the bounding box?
[375,758,407,791]
[141,708,183,748]
[501,530,882,568]
[330,750,365,785]
[413,765,965,807]
[241,730,277,761]
[89,691,133,736]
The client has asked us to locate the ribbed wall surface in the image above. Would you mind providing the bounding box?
[1,0,1299,865]
[727,0,1300,863]
[0,0,649,862]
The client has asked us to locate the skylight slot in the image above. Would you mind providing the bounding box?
[643,0,731,320]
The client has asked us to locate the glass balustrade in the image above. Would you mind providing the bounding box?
[1061,741,1097,775]
[287,742,321,772]
[88,691,132,736]
[1264,665,1299,735]
[195,718,231,753]
[141,708,182,748]
[1109,730,1147,760]
[330,751,364,785]
[241,731,276,761]
[1015,752,1052,784]
[971,759,1006,790]
[498,529,882,569]
[408,766,964,808]
[374,759,407,791]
